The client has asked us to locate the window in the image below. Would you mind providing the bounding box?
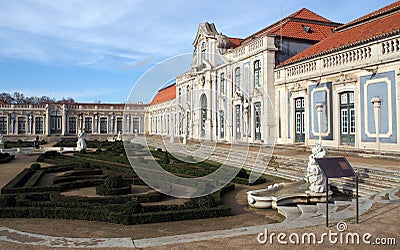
[255,102,262,139]
[178,88,181,102]
[341,109,348,134]
[254,60,261,87]
[296,113,302,133]
[235,67,241,92]
[187,85,190,100]
[68,117,77,134]
[132,117,139,133]
[235,105,241,139]
[116,117,123,133]
[18,117,26,134]
[100,117,107,134]
[84,117,92,133]
[35,117,43,134]
[220,73,225,94]
[350,109,355,134]
[0,116,7,134]
[220,111,224,138]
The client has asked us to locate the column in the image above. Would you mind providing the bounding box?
[371,97,382,150]
[62,105,67,135]
[79,114,83,131]
[28,114,33,135]
[110,114,114,134]
[45,104,50,135]
[94,114,98,134]
[316,103,324,143]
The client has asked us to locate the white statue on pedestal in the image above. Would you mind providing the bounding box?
[305,142,328,193]
[77,129,87,150]
[116,130,122,141]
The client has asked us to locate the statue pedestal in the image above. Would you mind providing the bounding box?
[182,134,187,145]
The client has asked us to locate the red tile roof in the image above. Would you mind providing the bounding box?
[288,7,333,22]
[336,1,400,31]
[279,2,400,67]
[150,84,176,106]
[267,20,335,42]
[239,8,341,46]
[228,37,243,47]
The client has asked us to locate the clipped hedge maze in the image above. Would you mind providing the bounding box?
[0,161,233,225]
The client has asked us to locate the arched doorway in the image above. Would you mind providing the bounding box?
[200,94,207,137]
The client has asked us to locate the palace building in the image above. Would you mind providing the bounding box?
[275,1,400,152]
[0,102,147,140]
[147,8,341,144]
[2,2,399,153]
[146,2,400,152]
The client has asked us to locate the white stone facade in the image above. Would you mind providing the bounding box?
[0,103,147,140]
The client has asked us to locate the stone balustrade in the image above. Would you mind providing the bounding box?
[275,34,400,84]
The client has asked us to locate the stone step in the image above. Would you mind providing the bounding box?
[276,206,302,222]
[144,140,395,198]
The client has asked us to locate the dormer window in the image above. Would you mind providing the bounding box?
[302,25,312,33]
[235,67,241,92]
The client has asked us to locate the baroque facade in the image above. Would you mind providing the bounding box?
[147,8,341,144]
[0,102,147,140]
[274,1,400,152]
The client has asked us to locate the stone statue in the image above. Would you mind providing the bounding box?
[33,135,40,149]
[77,129,87,150]
[116,130,122,141]
[305,142,328,193]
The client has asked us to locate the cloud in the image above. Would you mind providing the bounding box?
[0,0,394,71]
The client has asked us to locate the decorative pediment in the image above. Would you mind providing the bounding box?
[192,22,219,47]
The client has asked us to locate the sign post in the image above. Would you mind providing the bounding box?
[316,157,358,227]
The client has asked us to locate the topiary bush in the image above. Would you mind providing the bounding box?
[30,163,41,171]
[0,153,10,160]
[236,168,248,178]
[0,195,16,208]
[122,199,143,214]
[197,196,216,209]
[104,175,124,189]
[161,150,170,164]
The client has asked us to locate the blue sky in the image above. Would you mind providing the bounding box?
[0,0,396,103]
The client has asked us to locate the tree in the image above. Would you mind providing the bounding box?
[0,92,73,104]
[0,93,14,104]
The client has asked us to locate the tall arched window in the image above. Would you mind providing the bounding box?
[200,94,207,137]
[254,60,261,87]
[220,73,225,94]
[235,67,241,92]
